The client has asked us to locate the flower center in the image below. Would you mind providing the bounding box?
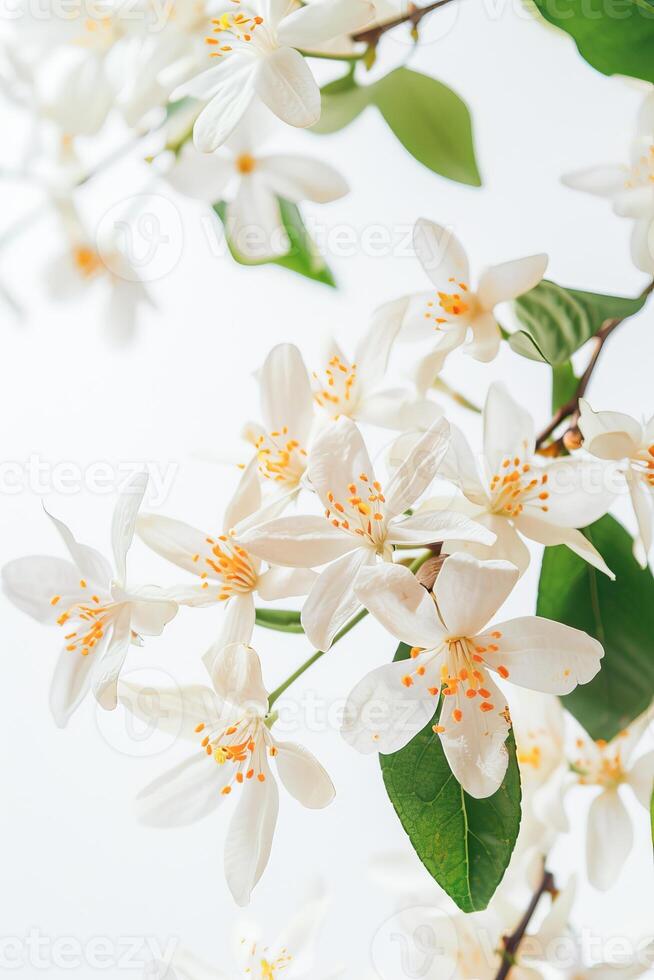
[236,153,257,175]
[252,427,308,488]
[205,5,267,58]
[424,278,473,330]
[572,737,627,790]
[195,533,258,599]
[313,355,358,417]
[630,444,654,486]
[324,472,389,554]
[50,581,112,656]
[73,246,104,280]
[194,714,274,795]
[625,146,654,189]
[488,455,550,517]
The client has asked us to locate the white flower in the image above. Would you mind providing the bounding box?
[137,457,315,670]
[378,218,547,371]
[563,92,654,274]
[165,105,348,260]
[342,554,603,798]
[2,472,178,726]
[578,399,654,567]
[429,382,616,577]
[120,642,335,906]
[241,417,495,651]
[173,0,376,152]
[566,711,654,891]
[540,934,654,980]
[311,299,443,432]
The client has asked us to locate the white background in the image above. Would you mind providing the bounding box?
[1,2,653,977]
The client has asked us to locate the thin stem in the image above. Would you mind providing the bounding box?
[353,0,459,45]
[433,377,482,414]
[267,551,432,708]
[493,865,557,980]
[535,280,654,450]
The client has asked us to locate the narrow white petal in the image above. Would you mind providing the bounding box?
[434,553,519,637]
[255,47,320,129]
[241,515,356,568]
[137,514,215,578]
[626,469,653,567]
[388,510,495,548]
[166,142,234,202]
[258,154,348,203]
[477,254,548,310]
[354,561,444,650]
[412,218,470,292]
[2,556,86,623]
[136,753,229,827]
[278,0,375,48]
[256,566,316,599]
[93,605,132,711]
[46,509,113,588]
[194,71,256,152]
[202,593,257,679]
[224,762,279,906]
[561,164,629,198]
[514,516,615,579]
[308,416,375,512]
[383,417,451,518]
[301,547,372,651]
[259,342,314,444]
[119,681,222,741]
[223,457,262,533]
[49,637,107,727]
[274,740,335,808]
[522,457,615,527]
[210,640,268,714]
[578,399,643,460]
[627,750,654,808]
[227,176,288,261]
[483,382,535,475]
[111,469,148,584]
[586,790,633,891]
[442,513,532,577]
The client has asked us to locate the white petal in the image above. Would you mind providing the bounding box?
[578,399,643,460]
[355,298,407,392]
[354,561,443,649]
[412,218,470,291]
[627,750,654,808]
[483,382,535,475]
[613,184,654,219]
[630,218,654,275]
[274,740,335,808]
[278,0,375,48]
[210,641,268,714]
[227,176,288,261]
[241,515,356,567]
[308,416,375,512]
[477,254,548,311]
[464,311,502,362]
[202,593,257,680]
[443,513,532,577]
[341,658,437,755]
[194,70,256,152]
[388,510,495,548]
[478,616,603,694]
[437,671,510,798]
[49,638,107,727]
[223,458,262,532]
[258,154,348,203]
[136,753,229,827]
[2,556,86,623]
[259,342,314,444]
[561,164,629,198]
[137,514,214,578]
[111,470,148,584]
[438,423,486,503]
[514,516,615,579]
[383,417,451,518]
[627,470,653,568]
[224,761,279,906]
[301,547,372,651]
[119,681,222,741]
[257,566,316,599]
[93,605,132,711]
[586,790,633,891]
[255,47,320,129]
[173,54,249,101]
[166,142,234,202]
[434,553,519,637]
[46,509,113,588]
[522,457,615,527]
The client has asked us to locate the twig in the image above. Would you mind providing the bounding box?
[535,280,654,450]
[493,866,557,980]
[352,0,459,46]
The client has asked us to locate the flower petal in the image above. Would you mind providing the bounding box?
[341,658,437,755]
[301,547,373,651]
[166,142,234,202]
[514,516,615,579]
[354,561,443,649]
[578,399,643,460]
[202,593,257,679]
[224,760,279,906]
[227,176,288,261]
[477,616,603,694]
[412,218,469,292]
[259,342,314,444]
[258,154,348,203]
[46,508,113,588]
[241,515,356,568]
[586,789,633,891]
[223,458,262,532]
[561,164,629,198]
[434,553,519,638]
[278,0,375,48]
[627,750,654,808]
[464,311,502,362]
[522,457,615,528]
[193,69,256,152]
[437,671,510,798]
[210,641,268,714]
[627,469,653,568]
[477,254,548,311]
[383,417,451,518]
[483,382,535,476]
[136,514,214,578]
[257,565,316,599]
[274,740,335,808]
[93,604,133,711]
[50,637,107,727]
[255,47,320,129]
[111,469,148,584]
[442,513,532,577]
[136,753,229,827]
[388,509,495,548]
[119,681,222,741]
[308,415,375,512]
[2,556,86,623]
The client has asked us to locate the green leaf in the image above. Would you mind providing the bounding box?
[511,280,647,365]
[379,643,522,913]
[255,608,304,634]
[312,68,481,186]
[551,361,578,413]
[212,200,336,287]
[537,515,654,740]
[533,0,654,85]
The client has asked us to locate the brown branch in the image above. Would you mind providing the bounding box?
[535,279,654,451]
[493,866,557,980]
[352,0,458,45]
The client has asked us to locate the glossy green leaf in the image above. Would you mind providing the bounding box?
[212,200,336,287]
[551,361,578,413]
[255,608,304,634]
[313,68,481,186]
[380,643,522,913]
[537,515,654,740]
[511,280,646,365]
[533,0,654,85]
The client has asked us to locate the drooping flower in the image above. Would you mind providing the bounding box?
[426,382,616,577]
[165,104,348,261]
[578,399,654,567]
[120,642,335,906]
[241,417,495,651]
[2,472,178,726]
[173,0,376,152]
[562,91,654,275]
[375,218,547,373]
[342,554,603,798]
[137,457,315,669]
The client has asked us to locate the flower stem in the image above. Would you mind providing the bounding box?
[433,377,482,414]
[493,865,557,980]
[267,551,432,708]
[352,0,459,46]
